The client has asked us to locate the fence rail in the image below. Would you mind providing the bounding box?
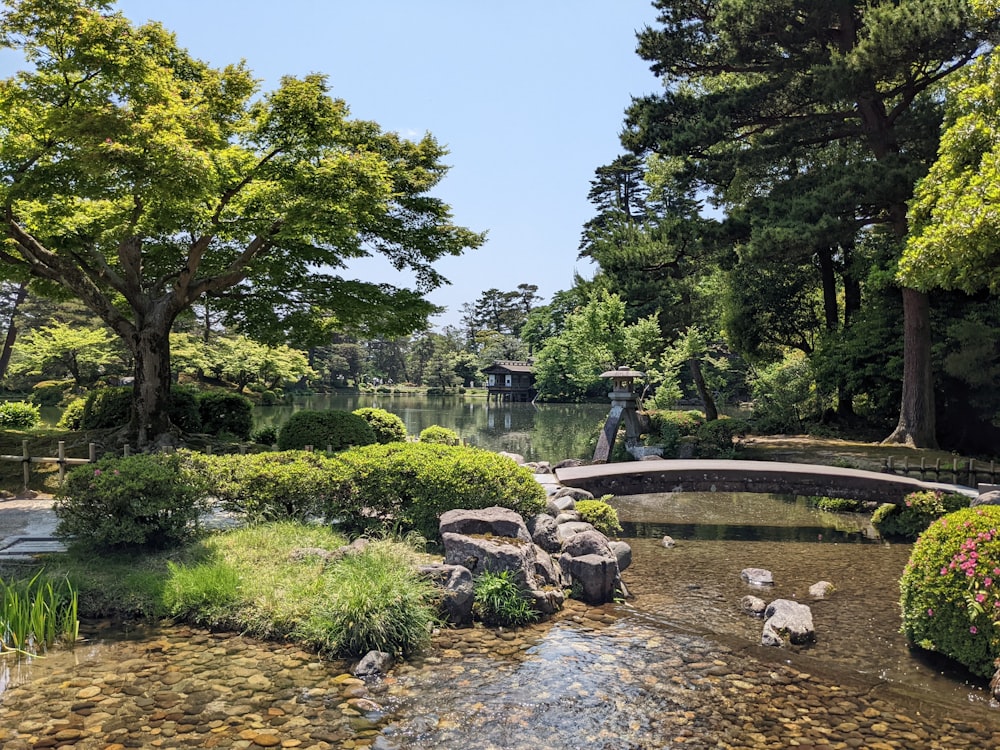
[883,456,998,489]
[0,440,97,492]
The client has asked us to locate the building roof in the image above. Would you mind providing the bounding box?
[482,360,535,374]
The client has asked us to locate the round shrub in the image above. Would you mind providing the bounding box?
[418,424,460,446]
[299,539,439,657]
[900,506,1000,678]
[58,397,87,430]
[251,426,278,446]
[576,497,623,537]
[55,452,211,551]
[167,386,202,433]
[353,407,407,444]
[202,450,339,523]
[276,409,376,452]
[323,443,546,540]
[694,417,748,457]
[807,496,863,513]
[198,391,253,439]
[872,490,970,540]
[0,400,41,429]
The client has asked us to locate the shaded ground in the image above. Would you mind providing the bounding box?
[0,493,57,550]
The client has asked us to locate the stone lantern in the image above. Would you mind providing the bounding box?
[592,365,645,463]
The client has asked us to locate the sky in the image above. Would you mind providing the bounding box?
[11,1,664,330]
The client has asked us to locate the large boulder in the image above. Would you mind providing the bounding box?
[609,540,632,573]
[972,491,1000,507]
[561,553,619,605]
[562,529,614,559]
[553,486,594,502]
[439,506,531,543]
[555,521,598,545]
[527,513,560,553]
[418,564,474,627]
[761,599,815,647]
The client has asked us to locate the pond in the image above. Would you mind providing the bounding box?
[252,393,612,464]
[2,490,999,748]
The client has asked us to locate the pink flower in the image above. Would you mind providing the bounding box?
[970,626,978,634]
[976,593,986,604]
[94,469,102,476]
[927,608,934,616]
[985,577,993,587]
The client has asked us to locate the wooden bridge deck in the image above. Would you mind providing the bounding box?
[553,459,979,504]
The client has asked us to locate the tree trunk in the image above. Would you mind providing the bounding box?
[129,323,175,448]
[0,282,27,382]
[883,287,937,448]
[688,356,718,421]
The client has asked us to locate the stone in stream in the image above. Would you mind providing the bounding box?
[418,564,475,627]
[740,595,767,617]
[740,567,774,586]
[809,580,835,599]
[352,650,394,677]
[761,599,815,647]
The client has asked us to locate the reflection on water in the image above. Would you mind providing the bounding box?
[254,394,610,464]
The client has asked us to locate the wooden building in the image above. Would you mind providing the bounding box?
[482,360,536,402]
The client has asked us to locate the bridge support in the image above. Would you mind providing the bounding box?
[593,366,645,463]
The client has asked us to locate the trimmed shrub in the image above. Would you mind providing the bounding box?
[55,452,210,551]
[694,417,749,457]
[201,450,338,523]
[0,400,41,429]
[57,397,87,430]
[251,426,278,446]
[323,443,546,540]
[418,424,460,446]
[900,506,1000,678]
[79,386,202,432]
[872,490,970,540]
[473,569,539,627]
[298,539,439,657]
[576,497,623,536]
[198,391,253,439]
[30,381,71,406]
[807,496,863,513]
[353,407,407,444]
[276,409,376,452]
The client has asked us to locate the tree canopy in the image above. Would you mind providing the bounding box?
[0,0,482,444]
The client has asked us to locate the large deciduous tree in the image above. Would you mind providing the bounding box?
[625,0,997,448]
[0,0,482,445]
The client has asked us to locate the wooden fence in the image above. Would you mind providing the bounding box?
[883,455,999,489]
[0,440,97,492]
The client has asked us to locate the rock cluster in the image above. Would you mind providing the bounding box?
[738,566,824,647]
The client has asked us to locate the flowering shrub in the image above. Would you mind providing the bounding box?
[871,490,969,540]
[899,506,1000,678]
[55,452,211,551]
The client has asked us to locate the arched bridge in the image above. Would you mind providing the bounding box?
[552,459,978,504]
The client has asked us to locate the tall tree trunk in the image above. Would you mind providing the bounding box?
[129,323,175,448]
[0,282,28,382]
[883,287,937,448]
[688,356,718,421]
[816,249,839,332]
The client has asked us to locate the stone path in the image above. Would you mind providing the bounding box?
[0,494,65,561]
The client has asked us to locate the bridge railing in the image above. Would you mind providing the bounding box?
[883,456,998,489]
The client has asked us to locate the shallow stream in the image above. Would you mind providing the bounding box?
[2,491,1000,749]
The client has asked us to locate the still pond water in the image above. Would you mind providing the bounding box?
[8,396,999,747]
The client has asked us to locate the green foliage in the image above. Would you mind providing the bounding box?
[298,539,439,657]
[163,559,243,626]
[694,417,748,458]
[418,424,460,445]
[807,496,863,513]
[0,400,40,429]
[201,451,338,523]
[197,391,253,439]
[473,569,539,627]
[55,453,211,551]
[324,443,546,540]
[9,322,119,387]
[748,354,819,433]
[251,426,278,446]
[30,381,71,406]
[0,571,78,655]
[57,397,86,430]
[576,497,623,537]
[276,409,376,452]
[900,506,1000,678]
[79,386,202,432]
[353,407,407,444]
[872,491,970,540]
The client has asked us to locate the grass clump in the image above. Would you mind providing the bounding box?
[1,571,78,655]
[806,496,864,513]
[473,569,539,627]
[297,539,439,657]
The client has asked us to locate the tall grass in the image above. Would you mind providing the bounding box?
[1,571,78,656]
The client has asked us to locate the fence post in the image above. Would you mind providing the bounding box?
[953,458,958,483]
[57,440,66,485]
[123,444,131,457]
[89,443,96,463]
[21,439,30,492]
[886,456,894,473]
[920,457,926,480]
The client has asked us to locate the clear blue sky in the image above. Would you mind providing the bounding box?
[23,1,664,330]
